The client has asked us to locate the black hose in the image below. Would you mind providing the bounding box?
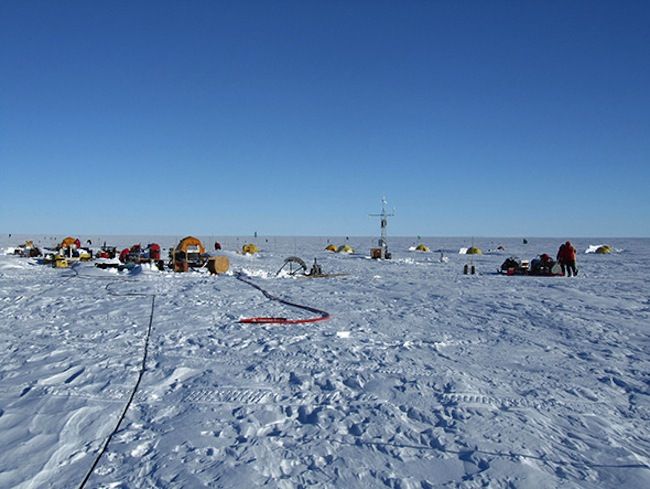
[73,270,157,489]
[234,272,330,322]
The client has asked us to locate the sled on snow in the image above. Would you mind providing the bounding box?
[498,257,564,277]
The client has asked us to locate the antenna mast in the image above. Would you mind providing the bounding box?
[369,197,394,259]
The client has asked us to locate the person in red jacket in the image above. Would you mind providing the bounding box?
[557,241,578,276]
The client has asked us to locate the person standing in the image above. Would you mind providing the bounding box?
[558,241,578,276]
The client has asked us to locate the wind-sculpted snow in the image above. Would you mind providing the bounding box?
[0,236,648,488]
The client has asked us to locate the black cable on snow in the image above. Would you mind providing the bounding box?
[5,261,156,486]
[234,271,330,323]
[75,277,157,489]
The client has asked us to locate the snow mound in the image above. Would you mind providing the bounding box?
[240,268,271,279]
[395,257,416,265]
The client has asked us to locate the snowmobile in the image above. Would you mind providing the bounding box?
[38,241,91,267]
[13,240,42,258]
[97,245,117,259]
[118,243,164,270]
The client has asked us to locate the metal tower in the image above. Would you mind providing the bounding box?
[369,197,394,259]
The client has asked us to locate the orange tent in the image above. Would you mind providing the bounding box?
[175,236,205,254]
[60,236,79,248]
[172,236,207,271]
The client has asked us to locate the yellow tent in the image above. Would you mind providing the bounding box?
[415,243,430,252]
[176,236,206,255]
[337,244,354,254]
[466,246,482,255]
[325,244,337,252]
[596,245,612,254]
[242,243,260,254]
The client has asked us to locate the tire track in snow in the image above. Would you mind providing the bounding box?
[180,388,378,407]
[13,385,131,403]
[439,391,615,414]
[160,352,443,379]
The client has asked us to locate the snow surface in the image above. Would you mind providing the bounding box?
[0,235,649,488]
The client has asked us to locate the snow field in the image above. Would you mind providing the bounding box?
[0,236,648,488]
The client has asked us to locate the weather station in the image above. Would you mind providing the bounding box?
[369,197,394,259]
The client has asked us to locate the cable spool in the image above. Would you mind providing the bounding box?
[207,256,230,275]
[276,256,307,276]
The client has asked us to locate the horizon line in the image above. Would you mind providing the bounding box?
[2,232,648,240]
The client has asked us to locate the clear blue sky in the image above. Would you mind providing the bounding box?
[1,1,648,237]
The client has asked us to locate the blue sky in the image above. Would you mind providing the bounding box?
[1,1,648,237]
